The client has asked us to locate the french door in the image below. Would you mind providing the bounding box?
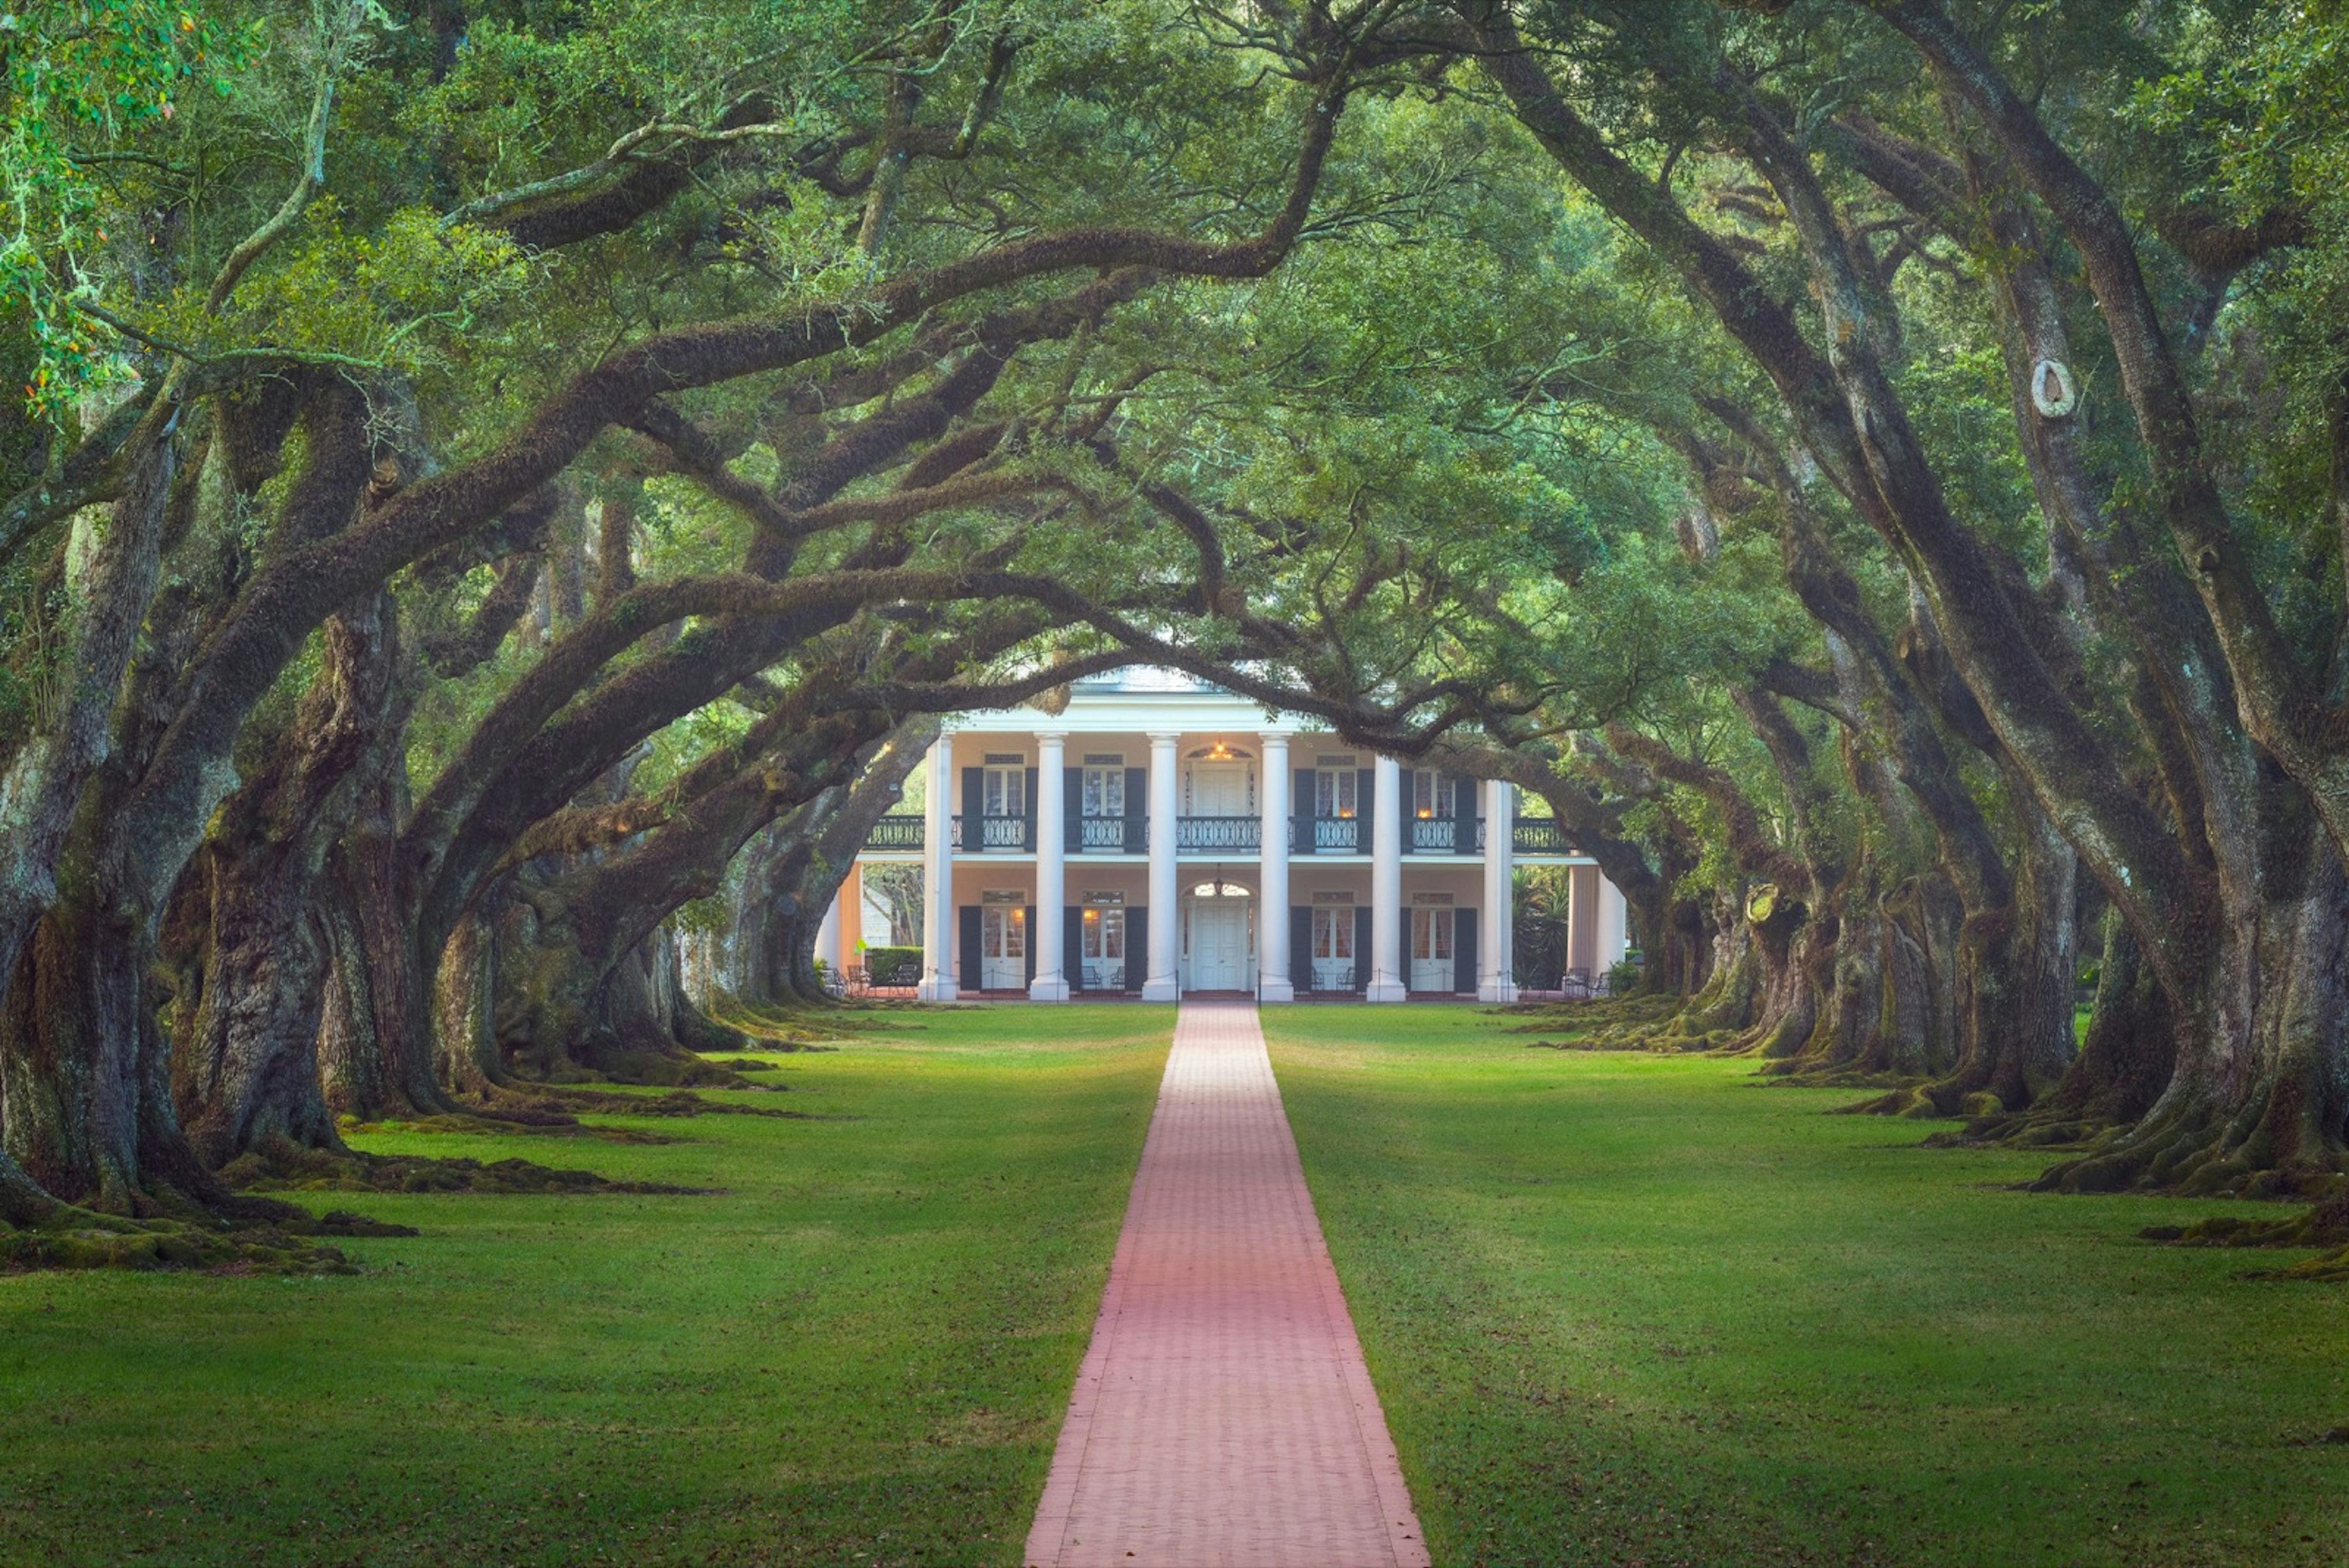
[1410,907,1453,992]
[1311,905,1354,992]
[1081,905,1126,990]
[981,902,1026,990]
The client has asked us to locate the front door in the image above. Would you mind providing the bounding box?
[981,903,1026,990]
[1187,901,1248,990]
[1411,907,1453,992]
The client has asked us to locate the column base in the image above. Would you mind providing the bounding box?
[1028,975,1071,1002]
[1476,980,1520,1003]
[917,976,959,1002]
[1364,979,1409,1003]
[1257,977,1296,1003]
[1141,977,1180,1002]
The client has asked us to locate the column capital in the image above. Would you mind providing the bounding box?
[1033,728,1070,742]
[1145,729,1183,743]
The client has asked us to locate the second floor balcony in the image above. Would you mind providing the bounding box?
[867,809,1575,857]
[1176,815,1259,852]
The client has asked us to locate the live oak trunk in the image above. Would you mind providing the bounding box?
[180,594,399,1163]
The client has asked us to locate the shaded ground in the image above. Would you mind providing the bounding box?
[1263,1004,2349,1568]
[0,1005,1173,1567]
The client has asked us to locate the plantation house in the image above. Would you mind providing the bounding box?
[817,669,1628,1000]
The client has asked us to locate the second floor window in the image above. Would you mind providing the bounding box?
[1082,765,1125,818]
[1411,770,1456,820]
[1315,768,1357,819]
[983,764,1025,818]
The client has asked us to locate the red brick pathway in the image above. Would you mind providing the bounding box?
[1024,1001,1430,1567]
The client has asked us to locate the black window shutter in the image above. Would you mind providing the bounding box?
[958,904,981,992]
[1353,905,1373,993]
[1454,907,1479,995]
[1453,775,1479,847]
[1294,767,1316,855]
[1126,908,1148,994]
[1025,905,1037,984]
[1064,907,1086,992]
[1124,767,1147,852]
[1357,768,1376,854]
[960,767,982,852]
[1064,767,1083,852]
[1023,767,1038,850]
[1290,907,1312,994]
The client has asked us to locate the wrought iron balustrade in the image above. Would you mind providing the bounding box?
[1176,815,1259,852]
[1311,816,1361,852]
[864,816,924,852]
[1408,817,1461,853]
[1512,817,1568,854]
[1075,816,1136,852]
[976,813,1030,851]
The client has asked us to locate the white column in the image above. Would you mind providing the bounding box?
[1567,862,1601,980]
[1479,779,1518,1002]
[1031,731,1070,1000]
[918,735,958,1001]
[1367,753,1406,1001]
[815,888,843,983]
[1257,731,1294,1001]
[1597,874,1628,980]
[1143,731,1181,1001]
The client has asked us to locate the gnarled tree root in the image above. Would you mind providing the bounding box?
[496,1085,817,1120]
[348,1113,680,1146]
[0,1178,373,1273]
[217,1137,719,1197]
[2142,1188,2349,1279]
[2024,1098,2345,1199]
[1836,1084,2008,1120]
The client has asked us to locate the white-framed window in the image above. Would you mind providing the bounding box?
[982,907,1026,953]
[1082,906,1125,960]
[1315,767,1357,819]
[1082,764,1126,818]
[1312,905,1354,960]
[1411,769,1457,820]
[1411,907,1453,962]
[982,762,1026,817]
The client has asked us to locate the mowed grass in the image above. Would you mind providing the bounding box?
[0,1004,1172,1567]
[1263,1005,2349,1568]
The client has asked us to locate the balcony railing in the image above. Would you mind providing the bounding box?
[1408,817,1463,853]
[1310,816,1361,852]
[1176,815,1259,852]
[875,808,1572,857]
[952,813,1032,852]
[1512,817,1568,855]
[1076,816,1137,852]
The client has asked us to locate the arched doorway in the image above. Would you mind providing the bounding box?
[1182,877,1255,992]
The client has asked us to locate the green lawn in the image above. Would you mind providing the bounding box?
[0,1004,1172,1567]
[1264,1005,2349,1568]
